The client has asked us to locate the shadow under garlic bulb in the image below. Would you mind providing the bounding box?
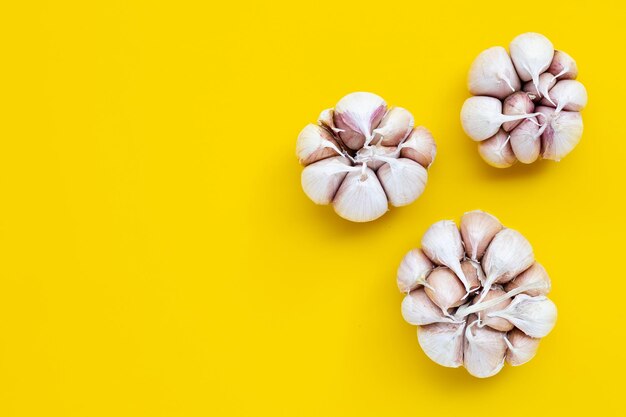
[296,92,437,222]
[397,210,557,378]
[461,33,587,167]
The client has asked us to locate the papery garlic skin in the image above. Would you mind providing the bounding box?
[463,33,587,167]
[460,210,503,261]
[464,320,507,378]
[468,46,521,99]
[505,328,541,366]
[418,322,466,368]
[488,295,557,338]
[301,156,353,204]
[397,249,434,293]
[398,212,557,378]
[333,168,388,222]
[297,92,436,222]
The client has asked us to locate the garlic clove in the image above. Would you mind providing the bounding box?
[372,107,415,146]
[502,92,535,132]
[399,126,437,168]
[547,50,578,80]
[488,294,557,338]
[477,129,517,168]
[481,228,534,299]
[332,167,388,222]
[536,106,583,161]
[460,210,503,261]
[509,32,554,88]
[397,248,434,293]
[333,92,387,150]
[463,319,507,378]
[402,288,456,325]
[317,108,343,134]
[522,73,557,103]
[296,124,343,166]
[468,46,521,99]
[505,328,541,366]
[474,287,514,332]
[425,267,466,314]
[301,156,354,204]
[461,259,485,290]
[510,117,541,164]
[543,79,588,112]
[377,158,428,207]
[421,220,470,292]
[418,322,466,368]
[461,96,539,141]
[504,262,551,297]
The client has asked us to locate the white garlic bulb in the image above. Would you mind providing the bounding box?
[462,32,587,167]
[397,212,557,378]
[296,92,437,222]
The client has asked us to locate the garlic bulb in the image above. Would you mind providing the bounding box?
[397,248,434,293]
[296,92,436,222]
[397,212,557,377]
[462,33,587,167]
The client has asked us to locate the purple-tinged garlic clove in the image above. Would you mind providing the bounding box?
[296,124,343,166]
[468,46,521,99]
[522,73,557,103]
[461,259,485,291]
[502,91,536,132]
[418,321,466,368]
[377,158,427,207]
[460,210,503,261]
[477,129,517,168]
[399,126,437,168]
[505,328,541,366]
[481,228,534,299]
[425,267,466,314]
[401,288,456,325]
[543,79,588,112]
[536,106,583,161]
[474,287,514,332]
[397,249,434,293]
[421,220,469,291]
[547,50,578,80]
[372,107,415,146]
[333,92,387,150]
[300,156,353,204]
[504,262,551,297]
[463,319,507,378]
[509,32,554,88]
[488,294,557,338]
[332,167,388,222]
[510,117,541,164]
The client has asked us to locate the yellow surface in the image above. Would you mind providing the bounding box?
[1,1,624,415]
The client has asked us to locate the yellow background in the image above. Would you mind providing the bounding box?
[1,1,624,415]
